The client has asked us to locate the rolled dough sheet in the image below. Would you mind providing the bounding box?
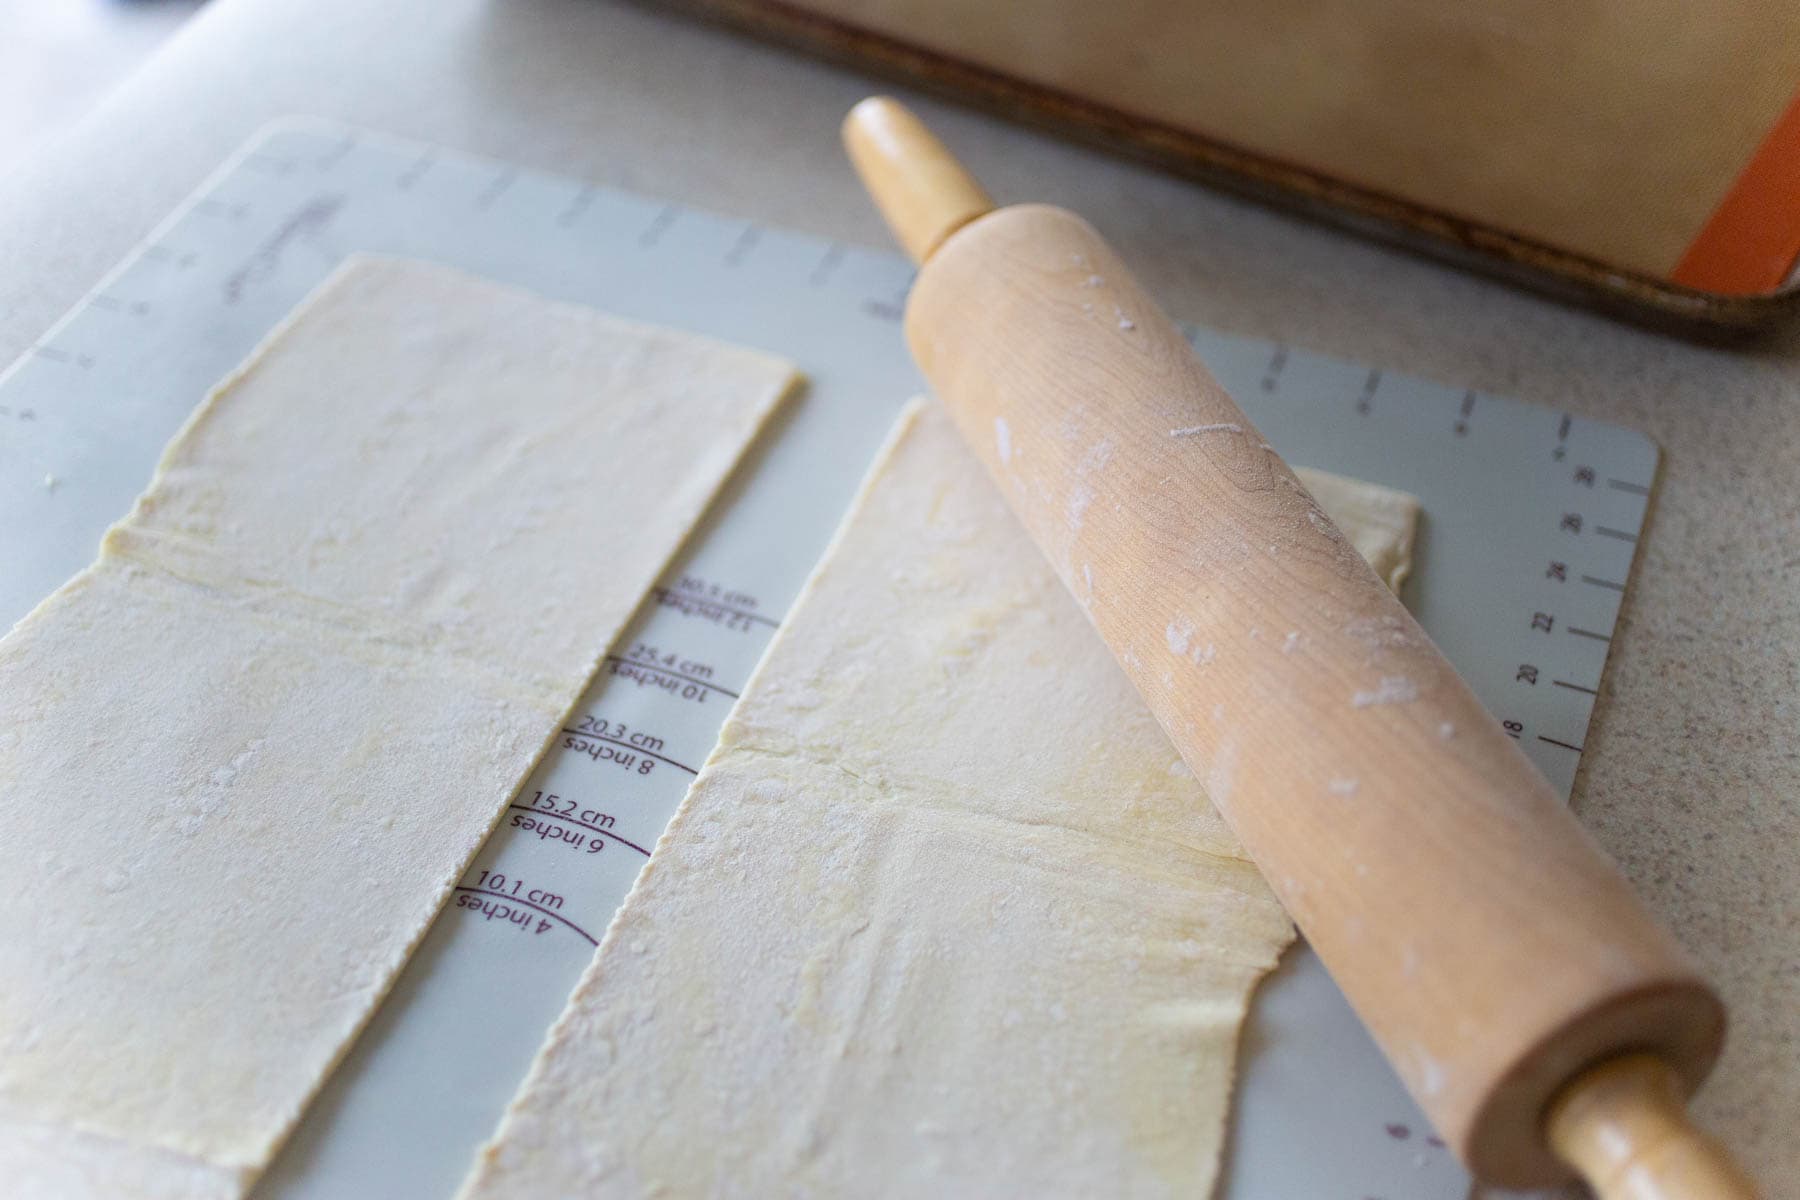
[0,256,797,1199]
[1292,465,1418,595]
[459,400,1419,1199]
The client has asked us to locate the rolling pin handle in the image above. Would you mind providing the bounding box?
[1547,1056,1759,1200]
[841,96,994,264]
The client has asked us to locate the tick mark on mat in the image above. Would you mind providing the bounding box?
[638,204,681,247]
[724,224,762,267]
[474,169,517,210]
[395,149,436,190]
[556,186,596,227]
[809,243,846,286]
[1355,369,1381,415]
[1260,344,1287,392]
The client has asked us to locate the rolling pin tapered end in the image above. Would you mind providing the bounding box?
[1548,1056,1759,1200]
[842,96,993,264]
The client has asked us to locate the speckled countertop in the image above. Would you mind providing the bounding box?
[0,0,1793,1192]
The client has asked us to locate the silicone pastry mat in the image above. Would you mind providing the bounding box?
[0,120,1657,1200]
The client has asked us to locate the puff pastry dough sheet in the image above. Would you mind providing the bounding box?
[460,401,1419,1199]
[0,256,796,1198]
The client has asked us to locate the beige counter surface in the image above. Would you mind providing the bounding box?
[0,0,1793,1192]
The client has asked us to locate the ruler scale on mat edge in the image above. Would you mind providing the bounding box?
[0,120,1655,1200]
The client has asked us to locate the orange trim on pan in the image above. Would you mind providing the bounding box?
[1672,83,1800,296]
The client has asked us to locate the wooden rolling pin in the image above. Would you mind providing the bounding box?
[843,97,1757,1199]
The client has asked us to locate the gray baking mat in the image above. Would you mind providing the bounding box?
[0,119,1654,1200]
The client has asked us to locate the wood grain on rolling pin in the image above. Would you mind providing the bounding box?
[904,203,1722,1185]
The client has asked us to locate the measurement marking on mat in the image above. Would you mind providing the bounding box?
[1552,680,1598,696]
[809,243,846,286]
[1567,627,1611,642]
[1537,736,1583,753]
[452,885,597,945]
[396,149,436,190]
[1594,526,1637,543]
[90,295,151,316]
[1580,575,1625,592]
[1355,368,1382,415]
[1454,390,1475,436]
[474,169,516,210]
[652,585,778,630]
[562,725,697,776]
[1260,344,1288,393]
[1606,479,1651,496]
[638,204,680,247]
[860,296,904,323]
[142,244,197,269]
[605,654,739,699]
[556,185,596,227]
[223,194,345,304]
[32,345,92,370]
[724,224,761,267]
[507,804,652,857]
